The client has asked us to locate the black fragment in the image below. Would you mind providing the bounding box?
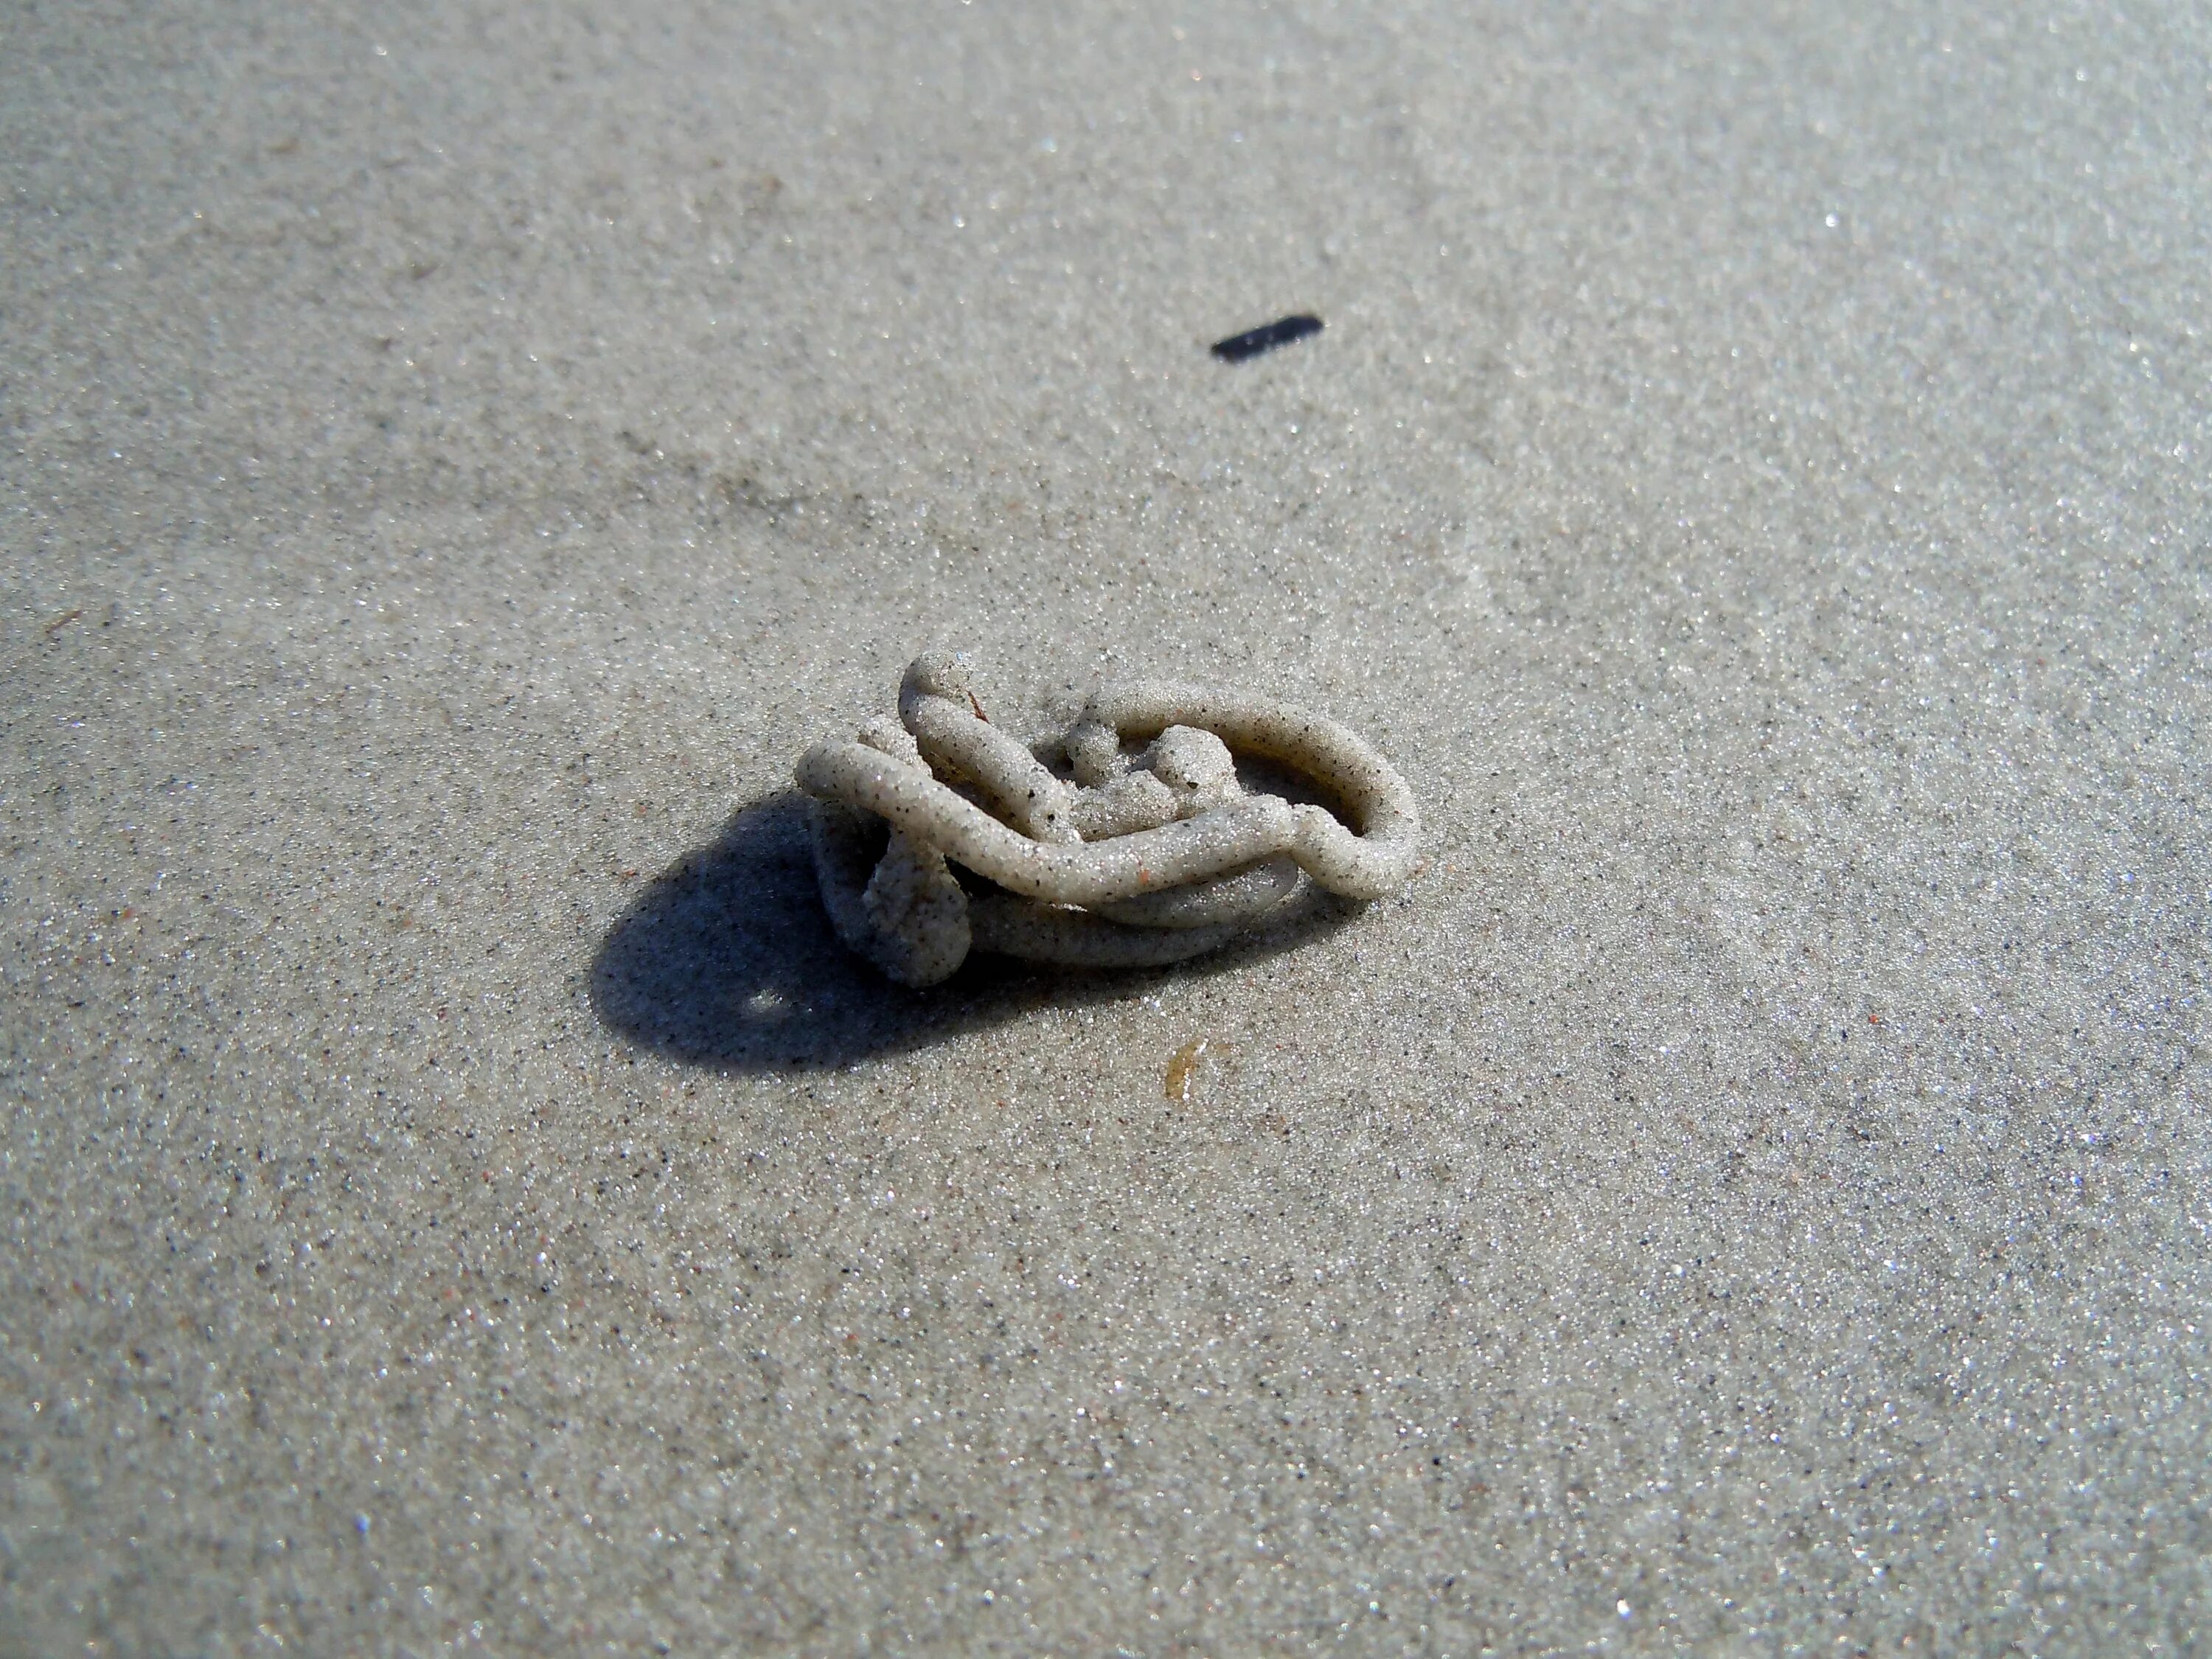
[1210,313,1324,363]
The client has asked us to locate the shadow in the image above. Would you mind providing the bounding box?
[589,791,1359,1071]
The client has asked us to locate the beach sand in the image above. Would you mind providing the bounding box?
[4,1,2208,1651]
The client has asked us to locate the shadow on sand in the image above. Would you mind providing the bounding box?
[589,791,1357,1072]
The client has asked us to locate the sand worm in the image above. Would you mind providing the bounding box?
[794,650,1421,987]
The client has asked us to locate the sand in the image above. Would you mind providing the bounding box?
[4,1,2208,1652]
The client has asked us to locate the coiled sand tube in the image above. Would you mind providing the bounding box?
[1077,682,1422,902]
[794,740,1299,905]
[793,653,1420,987]
[899,650,1077,845]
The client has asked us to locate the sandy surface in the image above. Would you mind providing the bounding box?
[5,1,2210,1652]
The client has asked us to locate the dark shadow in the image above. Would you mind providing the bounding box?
[589,790,1360,1071]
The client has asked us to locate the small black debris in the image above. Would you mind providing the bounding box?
[1210,313,1324,363]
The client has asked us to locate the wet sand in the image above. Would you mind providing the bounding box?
[4,1,2208,1651]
